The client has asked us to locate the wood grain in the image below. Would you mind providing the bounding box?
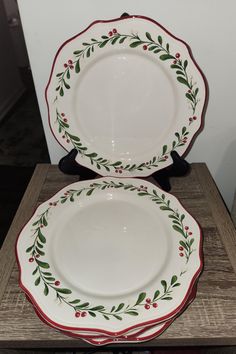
[0,163,236,349]
[0,165,49,303]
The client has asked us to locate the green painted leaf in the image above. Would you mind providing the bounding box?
[153,290,160,300]
[171,275,178,285]
[184,60,188,69]
[115,303,125,312]
[146,32,153,41]
[32,267,38,275]
[88,311,96,317]
[130,41,143,48]
[190,238,194,246]
[182,126,187,134]
[44,284,49,296]
[56,72,63,77]
[162,297,172,300]
[186,93,194,102]
[119,36,126,44]
[99,39,109,48]
[179,241,188,251]
[158,35,163,45]
[138,192,148,196]
[56,288,72,294]
[36,247,45,256]
[161,280,167,292]
[173,283,181,287]
[73,50,83,55]
[103,314,110,320]
[126,311,138,316]
[66,70,70,79]
[173,225,185,236]
[75,60,80,73]
[111,36,119,45]
[160,54,174,61]
[86,188,94,196]
[162,145,167,155]
[180,214,185,221]
[89,305,105,311]
[177,76,190,87]
[111,306,116,312]
[86,47,91,57]
[44,277,55,281]
[86,152,98,158]
[166,43,170,52]
[36,259,50,269]
[42,272,52,276]
[35,277,40,286]
[176,70,185,76]
[36,241,43,249]
[101,35,109,39]
[26,245,34,253]
[69,299,81,304]
[148,45,157,51]
[75,302,89,309]
[171,64,182,70]
[160,206,171,211]
[59,87,64,96]
[153,49,161,54]
[63,80,70,90]
[113,314,122,320]
[135,292,146,306]
[112,161,122,167]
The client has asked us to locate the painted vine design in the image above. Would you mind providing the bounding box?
[52,29,200,174]
[26,181,195,320]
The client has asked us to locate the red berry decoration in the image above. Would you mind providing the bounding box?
[64,63,68,68]
[193,116,197,120]
[108,31,112,36]
[143,45,148,50]
[54,280,60,286]
[189,117,193,122]
[153,303,158,308]
[29,257,34,262]
[113,28,117,34]
[144,304,150,310]
[189,232,193,235]
[175,53,180,58]
[81,311,87,317]
[146,298,151,304]
[69,65,74,70]
[63,118,67,122]
[36,254,40,258]
[173,60,177,64]
[75,311,81,318]
[66,139,70,143]
[185,226,189,231]
[179,246,184,251]
[61,113,65,117]
[179,252,184,257]
[68,59,73,65]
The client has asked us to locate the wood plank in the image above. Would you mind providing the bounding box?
[0,164,49,303]
[194,163,236,274]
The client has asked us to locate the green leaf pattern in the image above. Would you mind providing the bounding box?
[26,181,195,320]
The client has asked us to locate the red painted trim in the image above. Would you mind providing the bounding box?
[45,15,208,175]
[15,176,204,337]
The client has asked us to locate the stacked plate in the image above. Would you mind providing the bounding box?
[16,15,207,345]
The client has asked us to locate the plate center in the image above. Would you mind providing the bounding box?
[73,50,177,159]
[51,197,170,298]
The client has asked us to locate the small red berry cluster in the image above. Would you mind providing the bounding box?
[60,113,70,143]
[64,59,74,69]
[137,185,148,192]
[49,201,57,207]
[189,116,197,124]
[115,166,123,174]
[144,297,158,310]
[108,28,117,36]
[172,52,181,64]
[75,311,87,318]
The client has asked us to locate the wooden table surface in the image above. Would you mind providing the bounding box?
[0,163,236,349]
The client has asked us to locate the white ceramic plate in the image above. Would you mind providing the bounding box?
[46,15,207,177]
[16,177,202,335]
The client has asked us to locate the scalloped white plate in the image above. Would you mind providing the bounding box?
[46,15,207,177]
[16,177,202,336]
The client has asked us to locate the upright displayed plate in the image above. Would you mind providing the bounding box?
[46,15,207,177]
[16,177,202,335]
